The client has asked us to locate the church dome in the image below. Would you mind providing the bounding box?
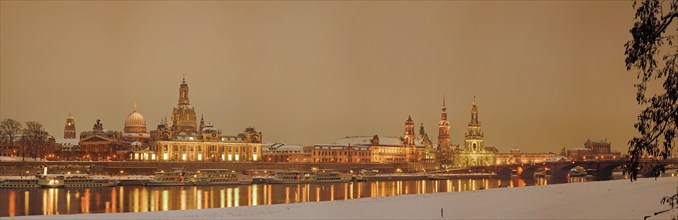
[124,102,147,134]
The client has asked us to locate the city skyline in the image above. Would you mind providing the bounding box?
[1,1,638,153]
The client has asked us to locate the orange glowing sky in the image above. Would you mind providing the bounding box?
[1,1,641,153]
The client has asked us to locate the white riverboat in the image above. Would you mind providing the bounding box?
[192,169,253,185]
[36,174,119,188]
[569,167,588,177]
[268,170,351,184]
[0,178,39,188]
[146,169,195,186]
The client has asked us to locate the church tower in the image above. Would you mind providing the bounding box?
[403,115,415,146]
[64,113,76,139]
[199,114,205,132]
[171,77,198,135]
[464,96,484,152]
[438,96,451,150]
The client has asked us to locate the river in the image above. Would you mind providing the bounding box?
[0,175,624,217]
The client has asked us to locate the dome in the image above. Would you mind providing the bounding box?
[124,102,147,133]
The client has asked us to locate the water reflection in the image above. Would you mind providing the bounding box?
[0,174,627,217]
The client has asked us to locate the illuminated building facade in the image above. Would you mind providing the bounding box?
[495,148,556,165]
[78,119,123,161]
[56,113,80,160]
[419,123,436,162]
[436,97,453,164]
[564,139,621,161]
[312,144,371,163]
[122,102,150,143]
[148,78,262,162]
[64,113,76,139]
[451,97,496,167]
[262,143,312,163]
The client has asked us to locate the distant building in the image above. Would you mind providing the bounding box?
[566,148,591,161]
[64,113,76,139]
[436,96,453,164]
[149,77,262,162]
[495,148,557,165]
[122,102,150,143]
[56,138,80,161]
[260,115,430,165]
[262,143,312,163]
[312,144,371,163]
[57,113,80,160]
[419,123,436,162]
[78,119,123,161]
[321,117,430,164]
[335,135,408,163]
[121,102,152,160]
[565,139,622,161]
[451,97,496,167]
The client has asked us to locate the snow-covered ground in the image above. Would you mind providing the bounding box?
[6,177,678,219]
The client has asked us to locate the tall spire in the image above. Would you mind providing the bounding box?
[178,76,190,105]
[404,115,415,147]
[199,114,205,132]
[182,73,186,84]
[441,95,448,121]
[470,95,479,125]
[465,95,484,153]
[438,95,451,151]
[133,99,138,112]
[64,113,76,139]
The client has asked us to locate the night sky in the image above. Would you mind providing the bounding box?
[1,1,641,153]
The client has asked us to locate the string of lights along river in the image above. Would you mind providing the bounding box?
[0,175,627,217]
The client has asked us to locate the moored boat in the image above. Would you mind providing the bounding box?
[0,178,39,188]
[37,174,65,188]
[192,169,253,185]
[146,169,195,186]
[268,170,351,184]
[534,168,552,178]
[37,174,118,188]
[569,167,588,177]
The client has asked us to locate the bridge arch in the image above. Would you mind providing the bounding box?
[497,166,513,179]
[552,163,582,180]
[595,163,627,180]
[639,163,670,179]
[519,165,543,179]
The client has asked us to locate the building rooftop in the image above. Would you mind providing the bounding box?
[336,135,402,146]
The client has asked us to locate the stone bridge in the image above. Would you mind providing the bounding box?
[465,159,678,180]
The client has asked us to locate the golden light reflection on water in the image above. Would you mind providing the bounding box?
[2,176,610,217]
[8,190,16,216]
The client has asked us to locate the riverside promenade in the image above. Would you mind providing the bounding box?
[0,161,433,176]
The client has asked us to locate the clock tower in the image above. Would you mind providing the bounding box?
[64,113,76,139]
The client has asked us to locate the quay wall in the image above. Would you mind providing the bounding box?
[0,161,440,176]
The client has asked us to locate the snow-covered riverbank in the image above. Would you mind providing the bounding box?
[7,177,678,219]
